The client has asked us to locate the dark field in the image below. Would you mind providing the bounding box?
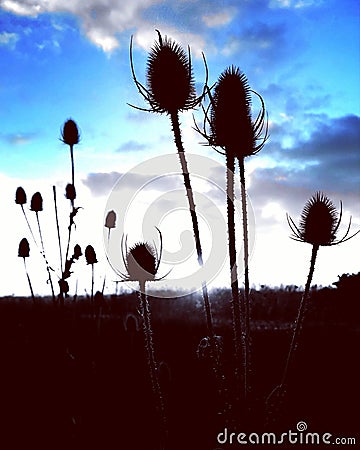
[0,283,359,449]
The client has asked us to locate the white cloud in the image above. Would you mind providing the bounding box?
[0,31,19,48]
[0,0,209,55]
[269,0,318,8]
[202,10,234,28]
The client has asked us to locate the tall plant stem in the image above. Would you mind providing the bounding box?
[23,258,35,304]
[266,244,319,418]
[70,143,75,206]
[238,157,250,399]
[53,186,63,273]
[139,281,167,444]
[280,243,319,387]
[170,110,214,339]
[35,212,55,302]
[225,153,243,386]
[20,205,37,245]
[91,263,95,320]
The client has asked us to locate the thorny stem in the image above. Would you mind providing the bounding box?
[53,185,63,274]
[91,263,95,320]
[225,154,243,384]
[281,243,319,387]
[70,143,75,208]
[139,281,167,446]
[265,244,319,418]
[36,211,55,302]
[238,157,250,400]
[102,229,111,294]
[23,258,35,304]
[170,110,214,339]
[20,205,37,245]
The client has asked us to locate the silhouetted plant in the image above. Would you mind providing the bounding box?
[196,66,268,400]
[15,187,38,245]
[18,238,35,303]
[129,30,218,362]
[61,118,80,201]
[267,192,359,416]
[85,244,98,318]
[120,230,167,444]
[58,119,82,302]
[30,191,55,302]
[103,210,117,294]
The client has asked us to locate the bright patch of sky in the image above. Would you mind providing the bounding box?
[0,0,359,296]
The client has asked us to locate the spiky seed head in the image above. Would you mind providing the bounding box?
[61,119,80,145]
[30,192,43,212]
[210,66,254,155]
[85,245,98,265]
[18,238,30,258]
[126,242,157,282]
[146,32,196,114]
[73,244,82,260]
[15,186,27,205]
[298,192,339,245]
[65,183,76,201]
[105,210,116,229]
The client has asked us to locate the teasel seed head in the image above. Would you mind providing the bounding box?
[105,210,116,229]
[287,191,360,246]
[126,242,158,283]
[30,192,43,212]
[73,244,82,260]
[18,238,30,258]
[85,245,98,265]
[15,186,27,205]
[61,119,80,146]
[146,31,196,114]
[65,183,76,201]
[130,30,206,115]
[197,65,268,157]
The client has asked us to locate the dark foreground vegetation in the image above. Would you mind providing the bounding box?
[0,275,359,449]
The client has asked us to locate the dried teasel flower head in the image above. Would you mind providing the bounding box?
[65,183,76,201]
[18,238,30,258]
[126,242,158,283]
[199,65,268,157]
[15,186,27,205]
[287,191,360,246]
[30,192,43,212]
[105,210,116,229]
[130,30,205,115]
[61,119,80,146]
[73,244,82,260]
[85,245,98,265]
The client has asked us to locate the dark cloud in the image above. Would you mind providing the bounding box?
[82,171,123,197]
[247,114,360,228]
[116,140,147,153]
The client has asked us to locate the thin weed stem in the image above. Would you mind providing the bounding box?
[238,157,250,399]
[35,211,55,302]
[139,280,167,446]
[53,185,63,273]
[23,258,35,304]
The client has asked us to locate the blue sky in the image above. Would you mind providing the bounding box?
[0,0,359,297]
